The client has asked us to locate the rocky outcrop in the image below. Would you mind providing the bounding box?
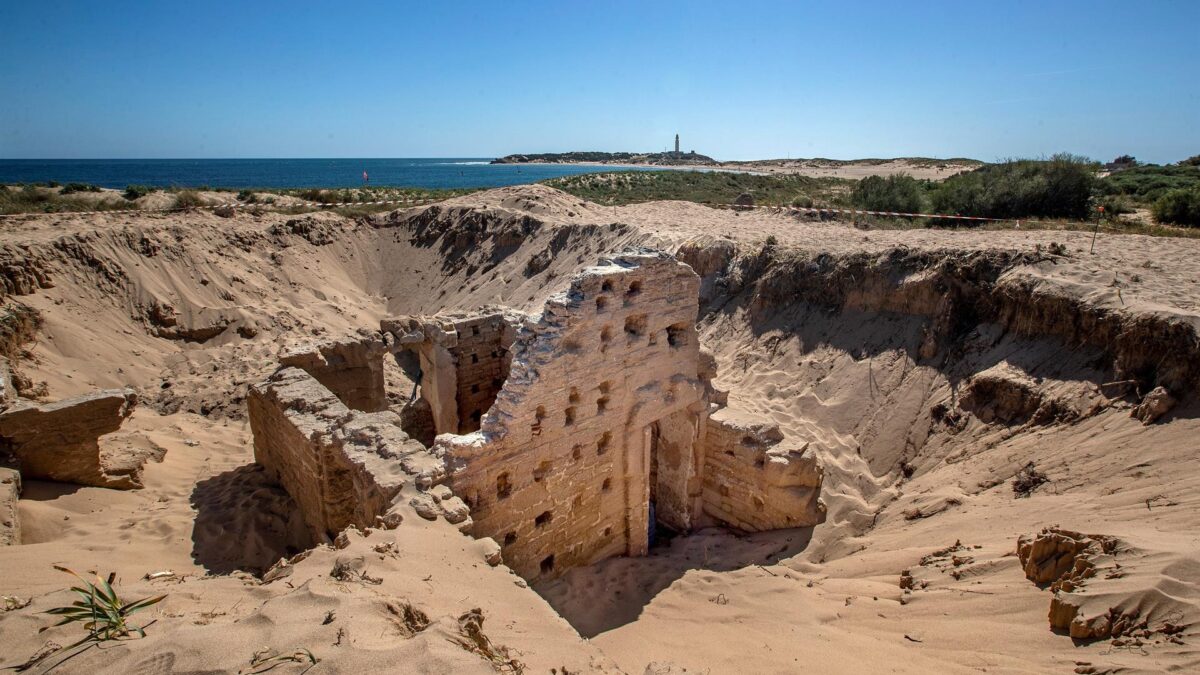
[735,247,1200,396]
[958,363,1079,426]
[0,389,147,489]
[268,214,343,246]
[1017,527,1131,640]
[0,360,12,411]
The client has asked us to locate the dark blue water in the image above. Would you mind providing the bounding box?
[0,158,667,190]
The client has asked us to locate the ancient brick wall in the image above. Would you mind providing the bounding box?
[251,253,825,581]
[383,310,517,435]
[448,314,513,433]
[700,408,825,531]
[0,468,18,546]
[248,367,446,541]
[435,253,709,580]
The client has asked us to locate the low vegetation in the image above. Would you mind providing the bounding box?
[8,566,166,672]
[545,170,853,207]
[123,184,152,200]
[171,190,204,209]
[1151,188,1200,227]
[930,154,1096,220]
[0,184,130,215]
[850,174,925,214]
[4,154,1198,231]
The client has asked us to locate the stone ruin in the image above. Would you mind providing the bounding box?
[247,251,825,579]
[1,361,157,545]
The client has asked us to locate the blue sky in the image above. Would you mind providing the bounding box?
[1,1,1196,163]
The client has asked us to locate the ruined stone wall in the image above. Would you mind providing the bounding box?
[383,311,516,435]
[435,253,708,580]
[448,314,513,433]
[0,468,18,546]
[278,335,388,412]
[700,408,825,531]
[248,367,446,541]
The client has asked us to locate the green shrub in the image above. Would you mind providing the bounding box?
[932,154,1095,220]
[60,182,101,194]
[1152,189,1200,227]
[236,189,257,203]
[123,184,152,200]
[172,190,204,209]
[850,174,925,214]
[791,195,814,208]
[1095,194,1134,218]
[1097,163,1200,202]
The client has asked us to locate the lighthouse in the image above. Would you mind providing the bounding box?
[674,134,680,155]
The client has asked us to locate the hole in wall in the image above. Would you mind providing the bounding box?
[596,396,609,414]
[540,555,555,575]
[496,472,512,500]
[666,323,688,348]
[571,445,582,460]
[601,280,613,293]
[624,314,647,339]
[565,406,576,425]
[602,478,612,492]
[533,460,552,482]
[504,532,517,546]
[597,431,611,455]
[626,280,642,297]
[596,296,608,312]
[535,511,553,528]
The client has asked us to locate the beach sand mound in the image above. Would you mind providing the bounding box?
[1,184,1199,673]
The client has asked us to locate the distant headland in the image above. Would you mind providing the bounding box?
[491,150,716,167]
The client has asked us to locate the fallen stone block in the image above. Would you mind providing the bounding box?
[1132,386,1176,424]
[0,389,145,489]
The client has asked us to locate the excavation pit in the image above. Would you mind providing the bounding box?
[248,251,826,580]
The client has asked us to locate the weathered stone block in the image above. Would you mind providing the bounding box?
[0,389,144,489]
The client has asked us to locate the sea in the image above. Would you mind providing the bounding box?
[0,158,666,191]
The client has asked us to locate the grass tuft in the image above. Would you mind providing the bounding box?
[6,566,166,672]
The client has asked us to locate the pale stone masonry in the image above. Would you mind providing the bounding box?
[412,252,824,579]
[278,334,389,413]
[248,365,458,543]
[382,310,519,435]
[250,251,824,580]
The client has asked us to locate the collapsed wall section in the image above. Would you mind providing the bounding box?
[248,365,450,542]
[0,389,144,489]
[278,335,388,412]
